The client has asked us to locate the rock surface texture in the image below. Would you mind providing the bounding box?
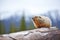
[0,27,60,40]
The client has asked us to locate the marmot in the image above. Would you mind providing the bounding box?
[32,16,52,28]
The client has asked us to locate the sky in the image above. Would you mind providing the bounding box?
[0,0,60,20]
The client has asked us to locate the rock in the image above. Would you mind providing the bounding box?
[0,35,13,40]
[44,30,60,40]
[0,28,60,40]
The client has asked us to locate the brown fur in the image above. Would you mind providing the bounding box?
[32,16,52,28]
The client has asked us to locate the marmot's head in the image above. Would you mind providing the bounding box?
[32,16,52,28]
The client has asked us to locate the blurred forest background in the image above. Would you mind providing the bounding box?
[0,10,60,34]
[0,0,60,34]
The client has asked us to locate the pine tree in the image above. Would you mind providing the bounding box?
[0,20,5,34]
[19,11,26,31]
[9,22,16,33]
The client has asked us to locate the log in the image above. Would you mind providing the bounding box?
[0,27,60,40]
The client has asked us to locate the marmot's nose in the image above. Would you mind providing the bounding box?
[32,18,34,19]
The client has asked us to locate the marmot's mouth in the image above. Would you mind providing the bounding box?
[32,17,35,21]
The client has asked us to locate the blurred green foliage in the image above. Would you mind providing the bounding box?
[9,22,17,33]
[19,12,26,31]
[0,21,5,34]
[0,15,34,34]
[0,11,34,34]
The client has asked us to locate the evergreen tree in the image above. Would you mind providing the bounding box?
[19,11,26,31]
[0,20,5,34]
[9,22,16,33]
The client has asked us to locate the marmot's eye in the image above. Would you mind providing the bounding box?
[39,16,41,18]
[32,18,33,19]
